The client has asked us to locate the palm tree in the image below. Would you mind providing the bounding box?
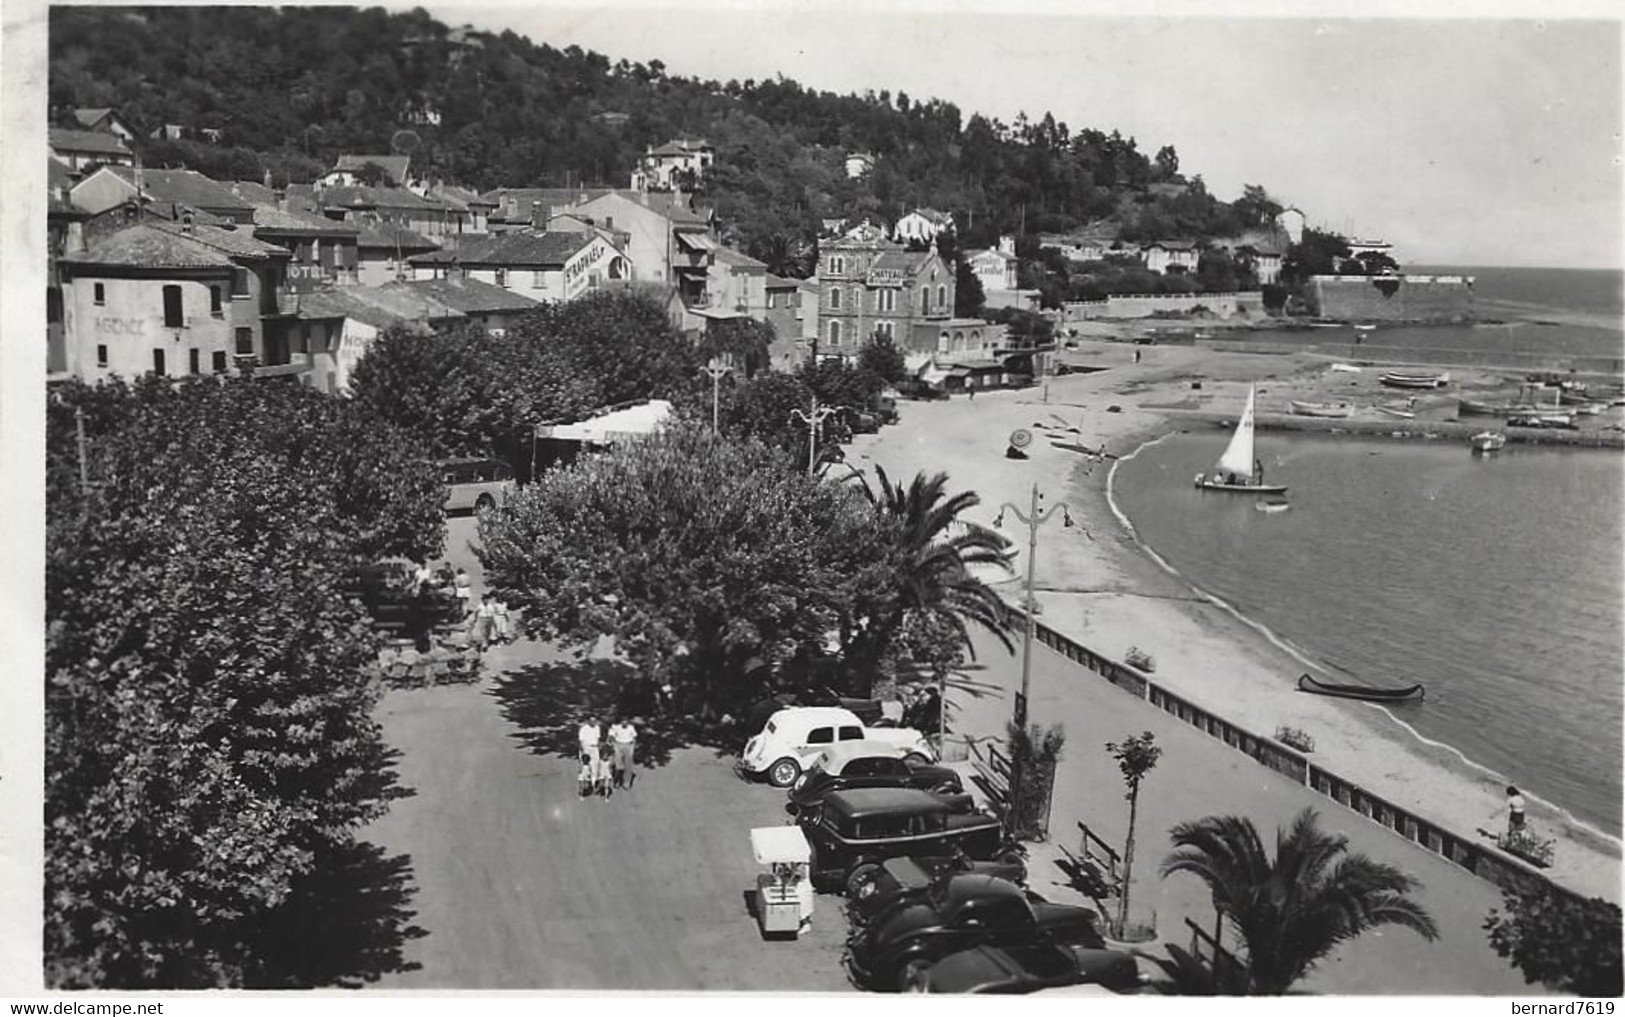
[1162,808,1439,995]
[843,466,1013,691]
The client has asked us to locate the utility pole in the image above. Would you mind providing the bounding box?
[703,356,732,432]
[74,404,88,496]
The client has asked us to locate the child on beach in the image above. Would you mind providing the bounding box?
[595,743,615,799]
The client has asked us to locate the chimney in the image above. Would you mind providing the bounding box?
[181,210,194,234]
[275,189,287,213]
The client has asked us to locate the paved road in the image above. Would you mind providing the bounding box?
[363,516,854,990]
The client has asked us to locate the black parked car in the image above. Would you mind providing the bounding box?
[844,873,1103,992]
[799,788,1004,893]
[846,847,1028,928]
[912,941,1144,994]
[785,742,963,816]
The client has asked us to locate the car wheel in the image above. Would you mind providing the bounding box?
[846,862,883,899]
[897,958,934,993]
[475,493,496,514]
[767,757,800,788]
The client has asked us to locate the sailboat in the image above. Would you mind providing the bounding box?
[1194,386,1288,494]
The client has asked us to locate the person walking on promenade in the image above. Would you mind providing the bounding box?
[473,597,496,650]
[1503,785,1527,839]
[492,597,513,644]
[454,568,473,619]
[608,716,638,789]
[577,716,602,799]
[595,742,616,799]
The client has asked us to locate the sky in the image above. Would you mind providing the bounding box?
[417,1,1624,269]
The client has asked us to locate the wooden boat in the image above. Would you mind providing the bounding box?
[1289,400,1354,419]
[1459,398,1577,418]
[1254,498,1291,513]
[1196,388,1288,494]
[1298,673,1425,703]
[1380,371,1451,390]
[1508,412,1577,430]
[1376,403,1416,419]
[1470,431,1507,453]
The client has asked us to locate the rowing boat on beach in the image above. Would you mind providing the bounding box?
[1289,400,1354,418]
[1298,673,1425,703]
[1380,371,1451,390]
[1470,431,1507,453]
[1376,404,1417,419]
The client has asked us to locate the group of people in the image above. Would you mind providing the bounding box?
[577,716,639,799]
[411,561,514,650]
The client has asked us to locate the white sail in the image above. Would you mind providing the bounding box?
[1216,387,1257,478]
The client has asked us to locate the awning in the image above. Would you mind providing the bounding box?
[675,231,715,252]
[689,306,745,320]
[535,399,673,443]
[750,825,810,865]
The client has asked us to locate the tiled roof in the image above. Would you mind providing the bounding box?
[148,219,290,260]
[910,208,952,225]
[452,231,593,268]
[319,184,446,212]
[713,246,766,270]
[871,250,936,273]
[484,187,616,221]
[334,154,410,186]
[250,203,359,235]
[97,166,251,213]
[293,284,463,329]
[970,248,1018,264]
[1149,240,1198,251]
[50,127,133,157]
[62,223,236,270]
[353,221,439,252]
[73,108,115,128]
[229,180,281,205]
[765,274,802,289]
[393,277,541,314]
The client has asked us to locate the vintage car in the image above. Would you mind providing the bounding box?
[437,456,515,515]
[798,787,1004,893]
[846,849,1028,927]
[738,707,933,788]
[785,741,963,815]
[910,941,1145,994]
[844,873,1103,992]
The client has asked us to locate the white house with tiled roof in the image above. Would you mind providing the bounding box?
[630,138,714,192]
[322,154,413,189]
[49,128,135,174]
[1143,240,1200,274]
[71,107,138,142]
[58,217,294,383]
[410,230,628,304]
[893,208,955,247]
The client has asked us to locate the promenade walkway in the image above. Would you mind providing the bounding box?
[947,620,1540,995]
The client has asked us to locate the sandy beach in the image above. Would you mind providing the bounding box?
[852,341,1622,905]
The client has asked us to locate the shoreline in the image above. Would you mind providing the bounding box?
[853,344,1621,904]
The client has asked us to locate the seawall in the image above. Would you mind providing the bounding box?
[1311,274,1475,322]
[1165,409,1625,449]
[1061,290,1265,322]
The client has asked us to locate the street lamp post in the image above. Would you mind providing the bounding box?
[703,356,733,433]
[992,483,1074,838]
[789,395,840,476]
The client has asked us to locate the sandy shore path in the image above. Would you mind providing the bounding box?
[851,343,1621,905]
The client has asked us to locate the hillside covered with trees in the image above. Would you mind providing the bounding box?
[49,5,1288,276]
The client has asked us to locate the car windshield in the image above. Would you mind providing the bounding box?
[764,721,776,735]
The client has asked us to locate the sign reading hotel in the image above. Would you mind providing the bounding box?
[287,262,332,294]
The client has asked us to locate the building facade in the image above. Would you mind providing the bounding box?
[893,208,954,247]
[411,230,629,304]
[48,128,135,173]
[630,138,714,192]
[816,226,954,360]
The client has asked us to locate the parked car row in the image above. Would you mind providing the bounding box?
[736,707,1144,994]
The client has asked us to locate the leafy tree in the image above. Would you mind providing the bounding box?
[1351,250,1400,276]
[720,369,816,461]
[46,376,441,987]
[1162,809,1439,994]
[355,160,392,186]
[798,357,884,413]
[699,317,775,379]
[955,258,986,317]
[1232,184,1284,229]
[1106,732,1162,936]
[1154,144,1179,180]
[856,333,907,386]
[1279,227,1351,287]
[476,423,900,717]
[1485,889,1623,996]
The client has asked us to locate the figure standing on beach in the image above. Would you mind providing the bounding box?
[1504,785,1527,837]
[608,716,637,789]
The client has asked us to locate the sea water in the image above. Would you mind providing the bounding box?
[1111,432,1624,833]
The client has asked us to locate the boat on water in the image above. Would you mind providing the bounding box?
[1194,387,1288,494]
[1255,498,1291,513]
[1298,673,1425,703]
[1289,400,1354,419]
[1470,431,1508,453]
[1508,412,1577,430]
[1380,371,1451,390]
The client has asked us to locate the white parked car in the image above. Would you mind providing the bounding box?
[738,706,934,788]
